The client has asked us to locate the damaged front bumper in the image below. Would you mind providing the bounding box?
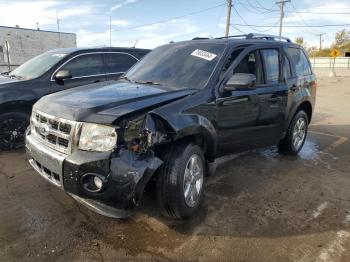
[25,133,162,218]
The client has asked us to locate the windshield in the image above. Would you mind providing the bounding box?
[9,52,67,80]
[125,42,226,89]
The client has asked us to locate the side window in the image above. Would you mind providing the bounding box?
[284,55,292,79]
[105,53,138,74]
[286,48,312,76]
[260,49,280,85]
[220,48,244,79]
[233,51,264,85]
[61,54,104,78]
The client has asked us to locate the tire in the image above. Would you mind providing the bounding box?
[157,143,206,219]
[0,111,30,151]
[278,110,308,155]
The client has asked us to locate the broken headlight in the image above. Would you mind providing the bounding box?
[78,123,117,152]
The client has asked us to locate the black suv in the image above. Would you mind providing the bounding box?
[0,47,150,150]
[25,34,316,220]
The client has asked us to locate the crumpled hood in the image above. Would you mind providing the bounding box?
[34,80,197,124]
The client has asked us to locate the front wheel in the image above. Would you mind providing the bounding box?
[157,143,205,219]
[278,110,308,155]
[0,111,30,151]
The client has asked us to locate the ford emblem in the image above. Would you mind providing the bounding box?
[38,123,50,136]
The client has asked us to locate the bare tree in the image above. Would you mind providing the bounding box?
[333,29,350,47]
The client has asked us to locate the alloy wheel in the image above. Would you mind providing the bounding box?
[0,117,28,150]
[183,154,204,208]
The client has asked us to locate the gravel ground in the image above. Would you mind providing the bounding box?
[1,76,350,262]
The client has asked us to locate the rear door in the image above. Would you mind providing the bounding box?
[50,53,106,92]
[284,47,316,126]
[104,52,139,81]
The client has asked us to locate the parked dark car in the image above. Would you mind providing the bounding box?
[25,34,316,220]
[0,47,150,150]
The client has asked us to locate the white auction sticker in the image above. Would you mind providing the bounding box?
[191,49,217,61]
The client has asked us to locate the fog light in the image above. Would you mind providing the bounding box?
[81,173,106,193]
[94,176,103,190]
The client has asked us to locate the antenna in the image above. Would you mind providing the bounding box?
[133,40,138,48]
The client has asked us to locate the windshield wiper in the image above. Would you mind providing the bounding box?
[120,76,132,82]
[8,74,23,80]
[134,80,161,85]
[0,72,10,77]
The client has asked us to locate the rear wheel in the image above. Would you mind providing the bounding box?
[157,143,205,219]
[278,110,308,155]
[0,111,29,151]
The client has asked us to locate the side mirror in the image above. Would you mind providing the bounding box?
[224,73,256,91]
[54,70,72,81]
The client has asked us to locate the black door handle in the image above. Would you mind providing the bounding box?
[290,85,298,91]
[94,80,100,83]
[268,95,280,103]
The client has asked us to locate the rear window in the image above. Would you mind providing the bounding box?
[105,53,138,74]
[286,48,312,77]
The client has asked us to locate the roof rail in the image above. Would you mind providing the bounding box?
[246,33,292,42]
[192,33,292,43]
[215,34,247,39]
[192,37,210,40]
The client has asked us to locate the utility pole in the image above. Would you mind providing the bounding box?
[225,0,232,37]
[276,0,290,39]
[109,15,112,47]
[316,33,326,50]
[56,12,61,44]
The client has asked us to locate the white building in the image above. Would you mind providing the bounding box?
[0,25,76,72]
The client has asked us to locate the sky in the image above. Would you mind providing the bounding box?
[0,0,349,49]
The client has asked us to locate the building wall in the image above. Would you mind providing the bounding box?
[0,26,76,72]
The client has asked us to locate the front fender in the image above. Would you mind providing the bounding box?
[0,89,37,111]
[147,111,217,160]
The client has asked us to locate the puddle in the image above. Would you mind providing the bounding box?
[299,140,319,160]
[260,147,280,161]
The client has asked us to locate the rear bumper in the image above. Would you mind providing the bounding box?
[26,131,162,218]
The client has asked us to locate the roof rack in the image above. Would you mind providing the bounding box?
[246,33,292,42]
[192,33,292,43]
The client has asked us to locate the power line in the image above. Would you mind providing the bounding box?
[233,6,279,32]
[254,0,276,11]
[235,0,279,13]
[235,0,350,15]
[288,1,321,34]
[79,2,226,36]
[289,10,350,15]
[230,23,350,28]
[231,25,247,35]
[285,4,319,36]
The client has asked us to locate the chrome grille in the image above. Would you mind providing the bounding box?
[31,109,77,154]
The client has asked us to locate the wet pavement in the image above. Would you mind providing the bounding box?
[1,76,350,261]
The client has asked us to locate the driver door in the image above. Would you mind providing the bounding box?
[216,48,286,155]
[51,53,107,93]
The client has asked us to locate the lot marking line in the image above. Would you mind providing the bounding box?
[309,130,349,140]
[343,210,350,226]
[312,202,329,219]
[317,230,350,262]
[324,137,349,152]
